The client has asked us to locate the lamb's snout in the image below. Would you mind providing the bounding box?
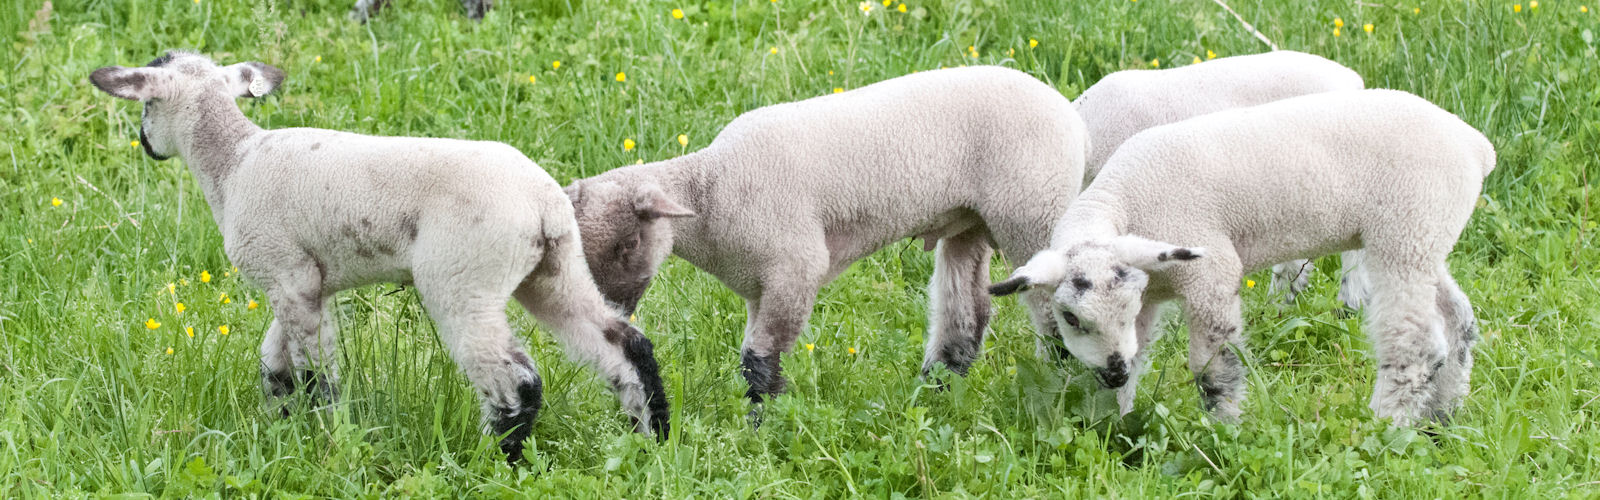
[1095,353,1128,388]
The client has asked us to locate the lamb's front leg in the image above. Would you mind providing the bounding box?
[922,230,994,377]
[259,265,337,412]
[1116,301,1165,415]
[740,281,821,412]
[1181,280,1249,421]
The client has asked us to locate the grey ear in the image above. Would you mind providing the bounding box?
[564,181,583,206]
[90,66,168,101]
[989,276,1031,296]
[1111,235,1206,272]
[633,184,694,219]
[223,62,286,98]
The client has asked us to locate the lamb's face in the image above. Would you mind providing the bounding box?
[991,237,1206,389]
[565,179,694,315]
[89,50,285,160]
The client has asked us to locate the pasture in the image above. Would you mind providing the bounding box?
[1,0,1597,496]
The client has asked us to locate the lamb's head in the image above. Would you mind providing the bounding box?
[565,178,694,314]
[991,236,1205,389]
[89,50,285,161]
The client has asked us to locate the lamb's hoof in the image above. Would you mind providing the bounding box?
[746,405,764,429]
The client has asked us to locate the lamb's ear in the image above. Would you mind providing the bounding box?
[563,181,583,206]
[1111,235,1205,272]
[633,184,694,219]
[990,250,1069,296]
[222,62,286,98]
[89,66,170,101]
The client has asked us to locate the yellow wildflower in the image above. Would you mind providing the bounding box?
[175,302,186,314]
[1207,50,1217,59]
[131,140,140,147]
[828,70,834,75]
[882,0,891,5]
[1029,38,1038,48]
[200,270,211,283]
[848,347,857,355]
[1334,17,1343,28]
[1514,4,1521,12]
[145,318,161,330]
[218,325,230,335]
[220,292,231,304]
[167,282,176,294]
[630,314,637,322]
[671,8,684,19]
[897,3,906,12]
[166,347,174,355]
[552,60,561,69]
[1192,56,1202,64]
[1582,5,1589,13]
[51,197,62,207]
[1530,1,1538,9]
[833,87,844,93]
[770,46,778,54]
[805,343,815,352]
[616,71,626,82]
[314,55,322,63]
[248,300,259,310]
[678,134,689,147]
[1246,279,1256,289]
[1363,23,1373,34]
[1413,7,1420,14]
[231,266,238,273]
[624,138,637,151]
[1150,58,1160,68]
[186,327,194,338]
[1334,27,1341,37]
[528,75,537,84]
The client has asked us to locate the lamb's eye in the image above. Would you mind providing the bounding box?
[1060,310,1082,329]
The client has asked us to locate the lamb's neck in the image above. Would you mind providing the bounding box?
[636,152,709,219]
[1050,191,1127,248]
[174,95,263,213]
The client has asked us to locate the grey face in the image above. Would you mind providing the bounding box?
[992,236,1206,389]
[565,180,693,314]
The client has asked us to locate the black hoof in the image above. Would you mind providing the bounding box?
[492,378,544,464]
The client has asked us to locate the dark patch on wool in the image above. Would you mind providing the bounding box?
[492,378,543,464]
[621,327,670,439]
[740,350,785,404]
[988,276,1028,296]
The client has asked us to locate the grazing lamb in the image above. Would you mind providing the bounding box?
[89,50,667,462]
[992,89,1494,425]
[1074,50,1370,308]
[563,66,1087,409]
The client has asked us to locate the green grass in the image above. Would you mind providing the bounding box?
[2,0,1598,496]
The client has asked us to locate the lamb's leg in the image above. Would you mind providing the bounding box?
[461,0,492,19]
[259,262,337,411]
[1180,262,1249,421]
[740,280,821,410]
[1426,265,1476,420]
[1363,262,1448,427]
[418,284,543,463]
[349,0,389,22]
[1116,302,1164,415]
[1270,259,1314,305]
[1338,251,1374,311]
[513,248,670,439]
[922,229,994,377]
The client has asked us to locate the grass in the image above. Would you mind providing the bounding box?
[1,0,1598,496]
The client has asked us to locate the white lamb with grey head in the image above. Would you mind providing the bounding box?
[1075,50,1370,307]
[992,89,1494,426]
[89,50,668,463]
[563,66,1087,412]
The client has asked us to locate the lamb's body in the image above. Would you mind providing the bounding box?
[1027,89,1493,424]
[89,52,667,463]
[568,66,1087,405]
[1073,50,1369,305]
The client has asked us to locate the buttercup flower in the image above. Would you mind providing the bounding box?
[218,325,230,335]
[51,197,62,207]
[678,134,689,147]
[624,139,637,151]
[1413,7,1420,14]
[1334,17,1343,28]
[833,87,844,93]
[1029,38,1039,48]
[131,140,140,147]
[1363,23,1374,34]
[528,75,536,84]
[219,292,231,304]
[248,299,259,310]
[552,60,561,69]
[1530,1,1538,9]
[897,3,906,12]
[1150,58,1160,67]
[770,46,778,54]
[200,270,211,283]
[1582,5,1590,13]
[616,72,627,82]
[672,8,684,19]
[145,318,161,330]
[1514,4,1522,12]
[1334,27,1341,37]
[1207,50,1217,59]
[166,347,174,355]
[175,302,186,314]
[806,343,815,352]
[1193,56,1202,64]
[186,327,194,338]
[167,282,176,294]
[848,347,858,355]
[1246,279,1257,289]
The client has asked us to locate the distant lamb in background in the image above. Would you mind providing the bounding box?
[1074,50,1370,308]
[564,66,1088,411]
[351,0,492,22]
[993,89,1494,426]
[88,50,666,463]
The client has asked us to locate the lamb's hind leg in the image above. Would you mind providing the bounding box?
[1363,259,1449,426]
[1427,265,1477,420]
[922,229,994,377]
[514,232,669,438]
[1179,251,1249,420]
[259,259,337,412]
[1270,260,1314,305]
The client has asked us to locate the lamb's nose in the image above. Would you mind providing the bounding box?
[1095,353,1128,388]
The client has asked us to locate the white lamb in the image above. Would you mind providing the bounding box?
[89,51,668,462]
[1074,50,1370,307]
[562,66,1087,409]
[991,89,1494,426]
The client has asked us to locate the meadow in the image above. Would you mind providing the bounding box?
[2,0,1598,496]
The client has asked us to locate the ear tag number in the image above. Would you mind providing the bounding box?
[248,75,270,97]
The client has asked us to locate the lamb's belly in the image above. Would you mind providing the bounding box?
[1235,230,1360,274]
[319,249,414,291]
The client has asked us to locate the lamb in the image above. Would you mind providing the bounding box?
[351,0,491,22]
[991,89,1494,426]
[563,66,1088,409]
[89,50,667,462]
[1073,50,1371,308]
